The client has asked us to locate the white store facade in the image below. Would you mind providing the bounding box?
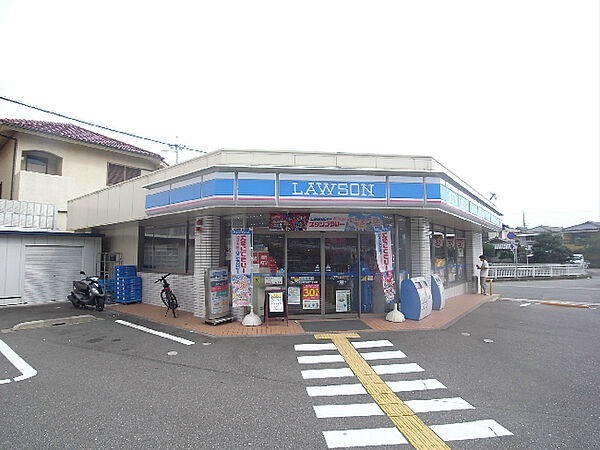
[68,149,501,320]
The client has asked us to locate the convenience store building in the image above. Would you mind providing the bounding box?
[68,149,502,320]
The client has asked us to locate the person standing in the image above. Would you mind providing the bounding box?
[476,255,489,295]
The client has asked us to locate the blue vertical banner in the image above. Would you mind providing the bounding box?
[231,229,253,307]
[375,227,397,303]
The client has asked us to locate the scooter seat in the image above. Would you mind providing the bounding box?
[73,281,89,292]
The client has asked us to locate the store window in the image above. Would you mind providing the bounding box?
[455,230,466,282]
[430,224,467,286]
[107,163,142,185]
[142,222,194,273]
[446,227,457,283]
[431,224,447,285]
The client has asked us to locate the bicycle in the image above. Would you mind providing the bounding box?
[154,273,178,317]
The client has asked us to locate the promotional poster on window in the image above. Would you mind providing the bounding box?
[375,228,396,303]
[269,213,386,232]
[231,229,253,307]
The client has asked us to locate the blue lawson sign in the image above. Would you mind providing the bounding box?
[144,171,502,228]
[280,180,385,199]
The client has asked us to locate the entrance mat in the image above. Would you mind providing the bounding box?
[300,319,371,333]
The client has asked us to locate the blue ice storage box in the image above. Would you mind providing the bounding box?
[430,274,445,310]
[400,277,432,320]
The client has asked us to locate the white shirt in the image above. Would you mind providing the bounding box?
[479,260,489,277]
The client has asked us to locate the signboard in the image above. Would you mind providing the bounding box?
[375,228,393,273]
[231,229,252,275]
[264,288,288,325]
[302,283,320,310]
[287,286,301,305]
[432,233,444,248]
[204,267,231,323]
[335,290,351,312]
[268,213,387,232]
[268,291,284,313]
[375,228,396,303]
[231,229,253,307]
[269,213,309,231]
[305,214,348,231]
[264,276,283,285]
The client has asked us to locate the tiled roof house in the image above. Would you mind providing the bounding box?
[0,119,166,230]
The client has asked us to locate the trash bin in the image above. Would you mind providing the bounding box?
[400,277,432,320]
[430,274,445,310]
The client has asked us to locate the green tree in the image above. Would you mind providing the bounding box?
[582,234,600,267]
[531,232,572,263]
[483,242,495,258]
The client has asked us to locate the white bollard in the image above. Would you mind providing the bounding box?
[385,303,405,323]
[242,305,262,326]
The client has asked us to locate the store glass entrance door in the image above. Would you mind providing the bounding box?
[287,237,321,315]
[324,237,358,314]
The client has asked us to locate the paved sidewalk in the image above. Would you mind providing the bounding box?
[108,293,495,337]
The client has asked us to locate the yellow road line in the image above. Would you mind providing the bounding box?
[315,333,450,450]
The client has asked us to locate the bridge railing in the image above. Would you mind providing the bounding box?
[488,263,587,279]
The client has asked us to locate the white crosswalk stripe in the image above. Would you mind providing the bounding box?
[295,339,394,352]
[306,378,446,397]
[323,427,407,448]
[301,362,423,379]
[314,397,473,418]
[297,349,407,365]
[431,419,514,441]
[294,338,513,447]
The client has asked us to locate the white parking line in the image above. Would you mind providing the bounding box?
[115,320,195,345]
[0,338,38,384]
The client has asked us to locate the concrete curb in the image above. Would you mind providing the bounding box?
[7,314,101,332]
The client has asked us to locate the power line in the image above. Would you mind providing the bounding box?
[0,95,206,156]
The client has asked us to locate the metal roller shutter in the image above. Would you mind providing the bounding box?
[23,246,83,304]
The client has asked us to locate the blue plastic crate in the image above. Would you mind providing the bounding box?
[113,296,141,304]
[115,276,142,286]
[98,279,115,293]
[114,265,137,278]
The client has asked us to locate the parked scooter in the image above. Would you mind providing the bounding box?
[67,271,105,311]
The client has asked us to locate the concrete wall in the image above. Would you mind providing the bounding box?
[100,222,140,265]
[139,272,196,312]
[0,138,16,199]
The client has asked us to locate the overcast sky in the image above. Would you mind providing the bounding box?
[1,0,598,228]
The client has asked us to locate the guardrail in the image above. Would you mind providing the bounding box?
[488,263,587,279]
